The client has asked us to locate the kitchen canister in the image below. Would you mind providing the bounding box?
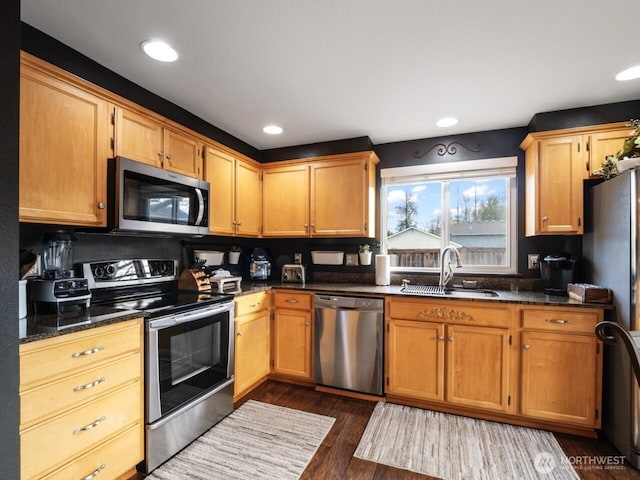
[375,254,390,286]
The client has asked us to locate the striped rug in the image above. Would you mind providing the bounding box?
[354,402,579,480]
[147,400,335,480]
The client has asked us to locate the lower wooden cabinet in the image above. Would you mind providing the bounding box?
[386,299,512,413]
[271,291,313,380]
[518,305,603,428]
[234,292,271,400]
[19,319,144,480]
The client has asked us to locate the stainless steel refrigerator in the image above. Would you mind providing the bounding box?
[585,167,640,468]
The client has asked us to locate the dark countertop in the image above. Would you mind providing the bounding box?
[20,307,147,345]
[21,281,609,344]
[237,281,612,309]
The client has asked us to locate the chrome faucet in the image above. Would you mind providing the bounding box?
[439,246,463,288]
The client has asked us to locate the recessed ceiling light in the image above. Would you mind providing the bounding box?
[141,40,178,62]
[615,66,640,81]
[263,125,283,135]
[436,117,459,128]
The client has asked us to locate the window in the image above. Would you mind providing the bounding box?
[380,157,517,274]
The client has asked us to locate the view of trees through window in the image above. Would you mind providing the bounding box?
[384,177,510,270]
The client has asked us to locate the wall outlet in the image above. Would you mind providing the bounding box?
[294,253,302,264]
[527,253,540,270]
[345,253,358,266]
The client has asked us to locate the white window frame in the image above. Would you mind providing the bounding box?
[380,156,518,275]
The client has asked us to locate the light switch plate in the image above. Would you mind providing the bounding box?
[345,253,358,266]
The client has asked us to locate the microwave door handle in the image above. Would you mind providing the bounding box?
[195,188,205,226]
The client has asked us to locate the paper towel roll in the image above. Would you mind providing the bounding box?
[375,254,390,286]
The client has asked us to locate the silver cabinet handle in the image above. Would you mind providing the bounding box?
[447,336,454,342]
[82,464,105,480]
[546,319,570,324]
[97,202,105,209]
[523,344,531,350]
[542,216,549,222]
[73,416,106,435]
[305,322,310,326]
[72,345,105,358]
[74,377,106,392]
[166,153,172,160]
[286,298,299,303]
[249,302,260,308]
[437,335,444,341]
[237,331,242,337]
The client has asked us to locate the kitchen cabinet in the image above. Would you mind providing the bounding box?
[19,53,111,226]
[386,298,512,413]
[115,106,204,178]
[262,151,379,238]
[521,122,632,236]
[19,319,144,480]
[206,145,262,236]
[234,292,271,400]
[518,305,603,427]
[271,291,313,380]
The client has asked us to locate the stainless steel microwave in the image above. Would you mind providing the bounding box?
[112,157,210,235]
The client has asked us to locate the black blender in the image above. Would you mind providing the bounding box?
[30,231,91,320]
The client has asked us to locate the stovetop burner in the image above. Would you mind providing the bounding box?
[79,259,234,319]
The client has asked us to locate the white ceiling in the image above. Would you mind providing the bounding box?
[20,0,640,150]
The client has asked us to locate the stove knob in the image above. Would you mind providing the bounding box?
[105,264,116,276]
[94,266,104,279]
[66,280,75,289]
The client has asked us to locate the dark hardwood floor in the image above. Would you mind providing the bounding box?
[134,380,640,479]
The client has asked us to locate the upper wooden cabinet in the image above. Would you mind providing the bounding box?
[115,106,204,178]
[205,145,261,236]
[521,123,633,236]
[19,53,111,226]
[262,151,379,238]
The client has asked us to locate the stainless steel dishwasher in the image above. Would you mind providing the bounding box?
[314,294,384,395]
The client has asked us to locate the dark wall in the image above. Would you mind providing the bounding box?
[0,0,21,478]
[261,136,374,163]
[21,23,260,161]
[529,100,640,131]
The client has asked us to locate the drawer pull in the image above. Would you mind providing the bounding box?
[286,298,299,304]
[72,345,105,358]
[73,377,106,392]
[73,416,106,435]
[523,344,531,350]
[546,319,570,325]
[249,302,260,308]
[82,464,105,480]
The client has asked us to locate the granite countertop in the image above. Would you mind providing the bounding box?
[237,281,612,309]
[20,307,147,344]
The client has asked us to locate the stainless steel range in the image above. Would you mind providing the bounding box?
[81,259,235,473]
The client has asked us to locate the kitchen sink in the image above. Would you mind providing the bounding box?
[401,284,499,298]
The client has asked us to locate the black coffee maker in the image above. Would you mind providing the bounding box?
[248,247,271,280]
[540,254,576,296]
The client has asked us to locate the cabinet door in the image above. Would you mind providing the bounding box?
[310,157,367,236]
[521,331,599,426]
[588,127,635,177]
[386,319,444,401]
[535,136,583,234]
[163,128,203,178]
[206,146,236,235]
[272,308,312,379]
[20,63,109,226]
[262,164,310,237]
[445,324,510,412]
[115,107,164,168]
[234,310,270,398]
[235,159,262,236]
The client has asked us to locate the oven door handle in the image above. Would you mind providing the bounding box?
[148,302,234,331]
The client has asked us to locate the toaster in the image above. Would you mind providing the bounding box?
[281,264,306,284]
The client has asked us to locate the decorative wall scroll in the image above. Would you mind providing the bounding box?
[413,141,483,159]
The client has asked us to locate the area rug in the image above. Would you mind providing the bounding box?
[354,402,578,480]
[147,400,335,480]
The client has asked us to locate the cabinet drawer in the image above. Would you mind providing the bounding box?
[41,423,143,480]
[236,291,270,317]
[21,352,141,427]
[21,381,141,480]
[273,291,312,310]
[20,319,142,388]
[389,299,510,328]
[520,307,602,334]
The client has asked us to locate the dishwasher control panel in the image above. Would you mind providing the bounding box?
[314,295,384,310]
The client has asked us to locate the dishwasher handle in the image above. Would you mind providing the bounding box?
[314,294,383,311]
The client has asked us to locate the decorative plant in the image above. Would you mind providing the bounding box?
[359,244,371,253]
[598,119,640,179]
[230,245,242,252]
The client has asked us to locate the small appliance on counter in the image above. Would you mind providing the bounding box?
[281,264,306,284]
[540,254,576,296]
[248,247,271,281]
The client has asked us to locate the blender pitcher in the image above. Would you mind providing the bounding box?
[42,231,77,279]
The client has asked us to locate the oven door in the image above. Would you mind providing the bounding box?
[146,301,234,423]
